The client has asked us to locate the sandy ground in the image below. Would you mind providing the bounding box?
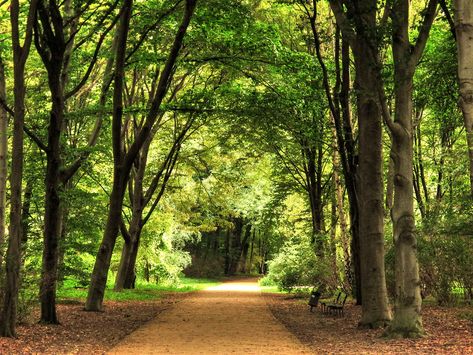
[108,279,311,354]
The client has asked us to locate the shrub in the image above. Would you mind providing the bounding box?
[264,237,331,292]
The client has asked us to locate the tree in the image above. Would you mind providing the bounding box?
[454,0,473,197]
[0,54,7,268]
[0,0,38,337]
[383,0,438,338]
[329,0,392,328]
[85,0,197,311]
[33,0,117,324]
[299,0,361,303]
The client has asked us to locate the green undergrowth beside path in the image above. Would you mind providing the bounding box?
[57,277,221,302]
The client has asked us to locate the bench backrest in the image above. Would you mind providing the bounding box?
[339,292,348,305]
[333,291,341,303]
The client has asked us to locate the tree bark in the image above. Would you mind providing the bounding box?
[454,0,473,198]
[114,160,144,290]
[355,57,392,327]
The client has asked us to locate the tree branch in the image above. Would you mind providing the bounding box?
[439,0,456,40]
[65,11,120,100]
[24,125,48,152]
[0,97,14,117]
[410,0,439,66]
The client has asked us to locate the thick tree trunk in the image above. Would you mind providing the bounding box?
[352,22,391,326]
[85,0,133,311]
[0,57,7,267]
[454,0,473,197]
[388,73,423,337]
[115,213,142,290]
[86,176,126,310]
[40,67,65,324]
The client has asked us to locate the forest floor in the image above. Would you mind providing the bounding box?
[0,279,472,354]
[0,293,187,354]
[264,292,473,354]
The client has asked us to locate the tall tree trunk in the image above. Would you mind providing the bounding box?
[34,1,68,320]
[0,0,37,337]
[388,69,424,337]
[85,0,133,311]
[385,0,438,338]
[40,65,65,324]
[355,55,392,327]
[340,0,392,327]
[455,0,473,197]
[0,57,7,268]
[340,38,361,305]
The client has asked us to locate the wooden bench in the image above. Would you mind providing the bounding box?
[320,291,341,313]
[326,292,348,316]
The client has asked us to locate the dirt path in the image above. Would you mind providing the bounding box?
[108,279,311,354]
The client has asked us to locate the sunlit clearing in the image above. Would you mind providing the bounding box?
[205,282,261,293]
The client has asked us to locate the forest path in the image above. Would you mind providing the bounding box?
[108,278,311,354]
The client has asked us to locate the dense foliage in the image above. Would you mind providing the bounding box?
[0,0,472,339]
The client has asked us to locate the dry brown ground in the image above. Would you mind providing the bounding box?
[264,293,473,354]
[0,294,185,354]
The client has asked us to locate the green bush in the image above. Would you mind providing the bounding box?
[414,199,473,305]
[264,237,331,292]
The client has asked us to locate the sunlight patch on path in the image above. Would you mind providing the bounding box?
[204,282,261,292]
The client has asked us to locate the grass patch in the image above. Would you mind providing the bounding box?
[57,277,221,302]
[260,285,287,294]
